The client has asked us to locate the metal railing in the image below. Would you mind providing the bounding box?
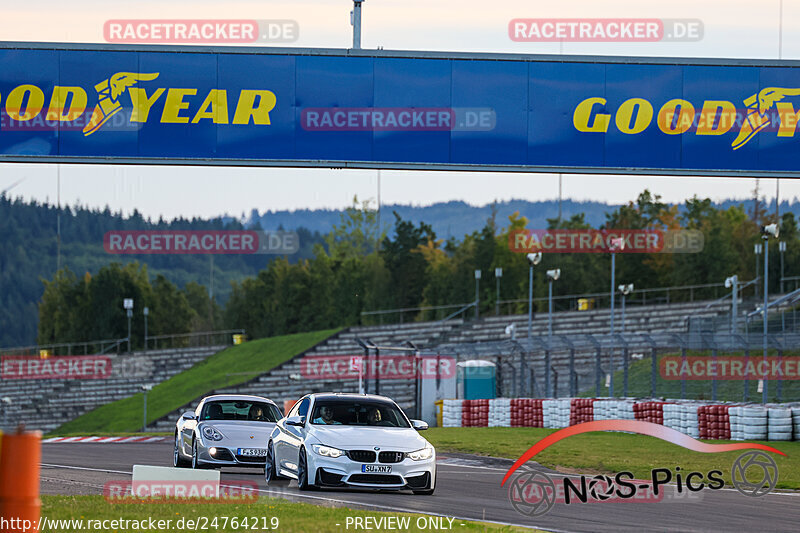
[1,329,246,356]
[360,281,752,326]
[144,329,246,350]
[0,337,129,356]
[437,331,800,404]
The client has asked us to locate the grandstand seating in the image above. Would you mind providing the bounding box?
[0,346,224,433]
[2,297,744,432]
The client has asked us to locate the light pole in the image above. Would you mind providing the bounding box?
[546,269,560,398]
[351,0,365,49]
[547,269,561,339]
[141,384,152,432]
[779,241,786,293]
[495,267,503,316]
[755,243,763,300]
[124,298,134,353]
[609,238,625,335]
[725,275,739,335]
[761,224,779,403]
[143,306,149,350]
[618,284,634,333]
[526,253,542,339]
[474,269,481,318]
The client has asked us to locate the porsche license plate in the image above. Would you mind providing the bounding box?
[238,448,267,457]
[362,464,392,473]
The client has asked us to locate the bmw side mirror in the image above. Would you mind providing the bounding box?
[411,419,428,431]
[286,415,305,427]
[182,412,196,420]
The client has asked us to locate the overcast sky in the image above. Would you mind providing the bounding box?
[1,0,798,220]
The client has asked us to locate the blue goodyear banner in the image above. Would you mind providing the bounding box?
[1,42,800,176]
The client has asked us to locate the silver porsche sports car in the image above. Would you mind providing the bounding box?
[173,394,283,469]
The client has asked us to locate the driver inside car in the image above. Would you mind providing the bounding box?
[367,407,391,426]
[248,404,267,421]
[312,405,341,424]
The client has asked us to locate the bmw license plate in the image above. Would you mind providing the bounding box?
[238,448,267,456]
[362,464,392,473]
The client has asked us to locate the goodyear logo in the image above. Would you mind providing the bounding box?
[0,72,276,135]
[572,88,800,150]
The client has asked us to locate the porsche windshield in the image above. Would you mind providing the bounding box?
[200,400,281,422]
[310,401,410,428]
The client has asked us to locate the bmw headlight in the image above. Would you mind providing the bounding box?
[406,445,433,461]
[311,444,344,458]
[201,425,224,441]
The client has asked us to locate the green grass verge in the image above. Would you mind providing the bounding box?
[52,329,339,435]
[580,350,800,402]
[424,427,800,490]
[40,496,542,533]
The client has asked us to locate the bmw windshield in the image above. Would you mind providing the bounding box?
[310,400,410,428]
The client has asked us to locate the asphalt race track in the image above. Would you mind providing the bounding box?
[42,443,800,532]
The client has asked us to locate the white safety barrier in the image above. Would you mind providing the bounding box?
[489,398,511,427]
[664,403,700,439]
[735,406,767,440]
[439,397,798,440]
[767,406,794,441]
[442,399,463,428]
[593,399,635,421]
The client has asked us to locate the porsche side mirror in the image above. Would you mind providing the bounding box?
[181,412,196,420]
[286,415,305,427]
[411,419,428,431]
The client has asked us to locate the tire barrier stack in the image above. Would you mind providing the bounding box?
[794,408,800,439]
[442,399,463,428]
[461,399,489,428]
[489,398,512,427]
[569,399,595,425]
[510,399,544,427]
[633,401,670,425]
[768,407,793,441]
[730,406,767,440]
[592,399,636,421]
[663,403,700,438]
[543,399,572,428]
[440,398,800,440]
[698,405,731,440]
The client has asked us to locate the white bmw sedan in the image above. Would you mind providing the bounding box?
[266,393,436,494]
[174,394,283,469]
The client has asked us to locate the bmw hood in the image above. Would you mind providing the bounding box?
[311,426,430,452]
[200,421,275,444]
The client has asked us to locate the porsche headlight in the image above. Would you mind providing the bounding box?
[201,425,224,441]
[406,445,433,461]
[311,444,344,458]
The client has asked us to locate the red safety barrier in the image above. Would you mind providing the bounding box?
[510,398,543,427]
[569,398,596,425]
[633,401,670,425]
[698,405,731,440]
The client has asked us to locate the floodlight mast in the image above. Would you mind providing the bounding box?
[352,0,365,49]
[526,252,542,340]
[760,224,779,403]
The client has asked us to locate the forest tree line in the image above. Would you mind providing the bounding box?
[33,190,800,346]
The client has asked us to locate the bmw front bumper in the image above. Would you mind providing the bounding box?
[307,450,436,490]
